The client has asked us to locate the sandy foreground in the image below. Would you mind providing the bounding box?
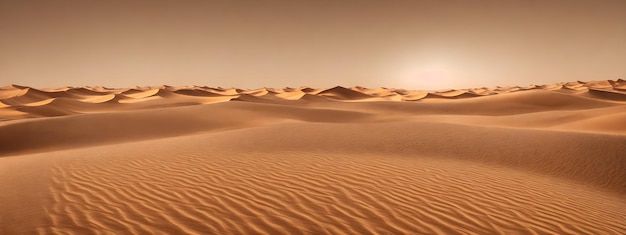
[1,80,625,234]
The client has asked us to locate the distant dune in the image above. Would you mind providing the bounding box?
[1,80,625,234]
[1,80,625,121]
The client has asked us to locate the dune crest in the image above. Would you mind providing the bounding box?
[1,80,623,121]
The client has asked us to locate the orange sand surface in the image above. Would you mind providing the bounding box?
[1,80,625,234]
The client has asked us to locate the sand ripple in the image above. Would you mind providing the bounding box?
[40,142,625,234]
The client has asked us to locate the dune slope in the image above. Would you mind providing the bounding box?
[1,80,625,234]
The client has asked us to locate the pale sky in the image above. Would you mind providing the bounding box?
[1,0,624,90]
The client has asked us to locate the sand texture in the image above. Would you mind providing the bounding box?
[1,80,625,234]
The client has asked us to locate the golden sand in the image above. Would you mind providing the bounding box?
[1,80,625,234]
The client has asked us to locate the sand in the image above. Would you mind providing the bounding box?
[1,80,625,234]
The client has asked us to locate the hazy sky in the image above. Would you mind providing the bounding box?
[1,0,624,89]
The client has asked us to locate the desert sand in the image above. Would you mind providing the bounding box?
[1,80,625,234]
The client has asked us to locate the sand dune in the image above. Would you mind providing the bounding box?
[425,90,483,100]
[239,88,270,96]
[78,94,118,103]
[611,79,626,90]
[121,88,164,99]
[317,86,374,100]
[2,80,624,121]
[1,80,625,234]
[587,88,626,101]
[274,90,306,100]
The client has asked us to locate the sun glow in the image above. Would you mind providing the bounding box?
[392,57,456,91]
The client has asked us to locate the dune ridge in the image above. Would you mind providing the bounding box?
[1,80,625,234]
[1,79,624,121]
